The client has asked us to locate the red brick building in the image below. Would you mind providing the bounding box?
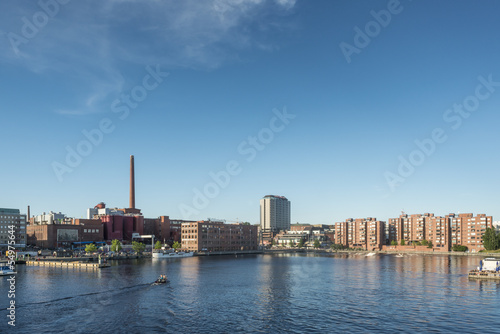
[334,218,385,250]
[182,221,258,252]
[27,219,104,249]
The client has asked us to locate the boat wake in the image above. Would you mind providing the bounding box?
[13,283,152,308]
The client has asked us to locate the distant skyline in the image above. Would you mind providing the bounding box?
[1,0,500,224]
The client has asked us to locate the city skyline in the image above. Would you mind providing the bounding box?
[1,1,500,224]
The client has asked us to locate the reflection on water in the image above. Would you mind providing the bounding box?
[1,254,499,333]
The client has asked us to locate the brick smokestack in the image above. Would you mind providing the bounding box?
[130,155,135,209]
[27,205,30,221]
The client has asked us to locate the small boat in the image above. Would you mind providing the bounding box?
[395,253,404,258]
[468,258,500,280]
[0,265,16,276]
[366,252,376,257]
[152,275,168,285]
[152,250,194,259]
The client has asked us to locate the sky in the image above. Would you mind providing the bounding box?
[1,0,499,224]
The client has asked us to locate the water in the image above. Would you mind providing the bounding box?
[1,253,499,333]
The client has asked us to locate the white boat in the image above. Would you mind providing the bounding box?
[366,252,376,257]
[0,265,16,276]
[152,250,194,258]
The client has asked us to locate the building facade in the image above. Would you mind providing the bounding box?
[181,221,258,252]
[143,216,192,246]
[260,195,290,244]
[334,218,385,250]
[0,208,27,249]
[27,220,103,249]
[387,213,493,252]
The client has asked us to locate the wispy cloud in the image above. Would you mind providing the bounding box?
[0,0,297,115]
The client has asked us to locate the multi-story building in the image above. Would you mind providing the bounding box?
[448,213,493,252]
[335,218,385,250]
[493,221,500,233]
[144,217,194,246]
[260,195,290,243]
[31,211,72,225]
[388,212,493,252]
[334,221,348,247]
[181,220,258,252]
[425,215,450,250]
[388,213,434,244]
[27,219,104,249]
[0,208,27,249]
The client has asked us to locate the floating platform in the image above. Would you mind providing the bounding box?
[468,270,500,280]
[27,261,110,269]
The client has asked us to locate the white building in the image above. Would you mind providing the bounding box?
[86,207,124,219]
[260,195,291,233]
[493,221,500,233]
[33,211,71,225]
[0,208,27,248]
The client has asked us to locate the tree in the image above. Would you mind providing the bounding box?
[452,244,468,252]
[331,243,344,250]
[132,241,146,254]
[172,241,181,250]
[482,228,500,251]
[111,239,122,252]
[400,240,405,246]
[297,238,305,248]
[289,240,294,247]
[271,239,276,247]
[85,243,97,253]
[390,240,397,246]
[154,241,162,250]
[313,239,321,248]
[421,240,429,246]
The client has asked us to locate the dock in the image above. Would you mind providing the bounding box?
[468,270,500,280]
[27,260,110,269]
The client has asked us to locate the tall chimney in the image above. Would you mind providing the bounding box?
[27,205,30,222]
[130,155,135,209]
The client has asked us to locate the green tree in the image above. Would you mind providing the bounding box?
[172,241,181,250]
[297,238,305,248]
[421,240,429,246]
[400,240,405,246]
[313,239,321,248]
[331,243,344,250]
[85,243,97,253]
[452,244,468,252]
[111,239,122,252]
[390,240,397,246]
[154,241,162,250]
[271,239,276,246]
[132,241,146,254]
[482,228,500,251]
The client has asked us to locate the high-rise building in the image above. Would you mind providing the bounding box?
[260,195,291,234]
[0,208,27,248]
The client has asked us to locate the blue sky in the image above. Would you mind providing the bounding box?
[1,0,499,224]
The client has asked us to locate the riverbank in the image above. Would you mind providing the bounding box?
[262,248,500,257]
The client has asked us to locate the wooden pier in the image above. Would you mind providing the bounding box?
[27,260,110,269]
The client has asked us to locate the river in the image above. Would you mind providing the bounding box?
[1,253,499,333]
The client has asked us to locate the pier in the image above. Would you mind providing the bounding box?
[27,260,110,269]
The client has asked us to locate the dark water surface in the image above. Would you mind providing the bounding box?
[1,253,499,333]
